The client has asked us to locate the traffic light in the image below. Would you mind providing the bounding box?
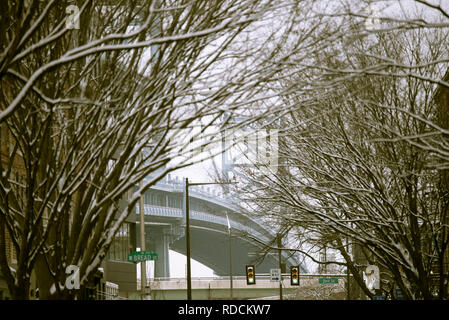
[290,266,299,286]
[246,265,256,285]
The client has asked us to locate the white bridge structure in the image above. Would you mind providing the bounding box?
[135,175,306,279]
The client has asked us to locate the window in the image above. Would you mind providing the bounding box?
[108,223,134,261]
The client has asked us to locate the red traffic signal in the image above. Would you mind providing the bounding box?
[290,266,299,286]
[246,265,256,285]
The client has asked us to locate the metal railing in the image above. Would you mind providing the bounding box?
[145,177,236,206]
[136,273,349,291]
[136,204,271,243]
[147,273,347,283]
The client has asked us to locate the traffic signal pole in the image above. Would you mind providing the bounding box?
[227,214,233,300]
[184,178,192,300]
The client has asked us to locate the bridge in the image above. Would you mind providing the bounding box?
[143,274,347,300]
[135,174,306,279]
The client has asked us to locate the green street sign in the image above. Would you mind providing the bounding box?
[127,251,158,263]
[318,278,338,284]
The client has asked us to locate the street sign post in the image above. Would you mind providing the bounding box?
[318,278,339,284]
[128,250,158,263]
[270,268,281,282]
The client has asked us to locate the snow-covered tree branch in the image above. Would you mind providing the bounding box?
[0,0,301,299]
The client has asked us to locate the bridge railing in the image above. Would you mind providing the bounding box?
[145,175,287,242]
[137,204,272,243]
[139,274,348,290]
[148,273,347,282]
[139,178,303,268]
[147,177,274,237]
[144,177,236,206]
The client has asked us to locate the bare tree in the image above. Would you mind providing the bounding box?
[224,16,449,300]
[316,0,449,168]
[0,0,300,299]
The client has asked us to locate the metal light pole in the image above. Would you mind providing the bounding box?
[184,178,192,300]
[184,179,235,300]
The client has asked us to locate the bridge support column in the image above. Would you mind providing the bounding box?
[148,224,184,279]
[154,230,170,278]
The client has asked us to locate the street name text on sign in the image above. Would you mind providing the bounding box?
[318,278,338,284]
[128,250,158,263]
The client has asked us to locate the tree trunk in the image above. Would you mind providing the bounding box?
[10,276,30,300]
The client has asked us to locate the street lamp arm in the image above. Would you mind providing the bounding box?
[188,182,236,186]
